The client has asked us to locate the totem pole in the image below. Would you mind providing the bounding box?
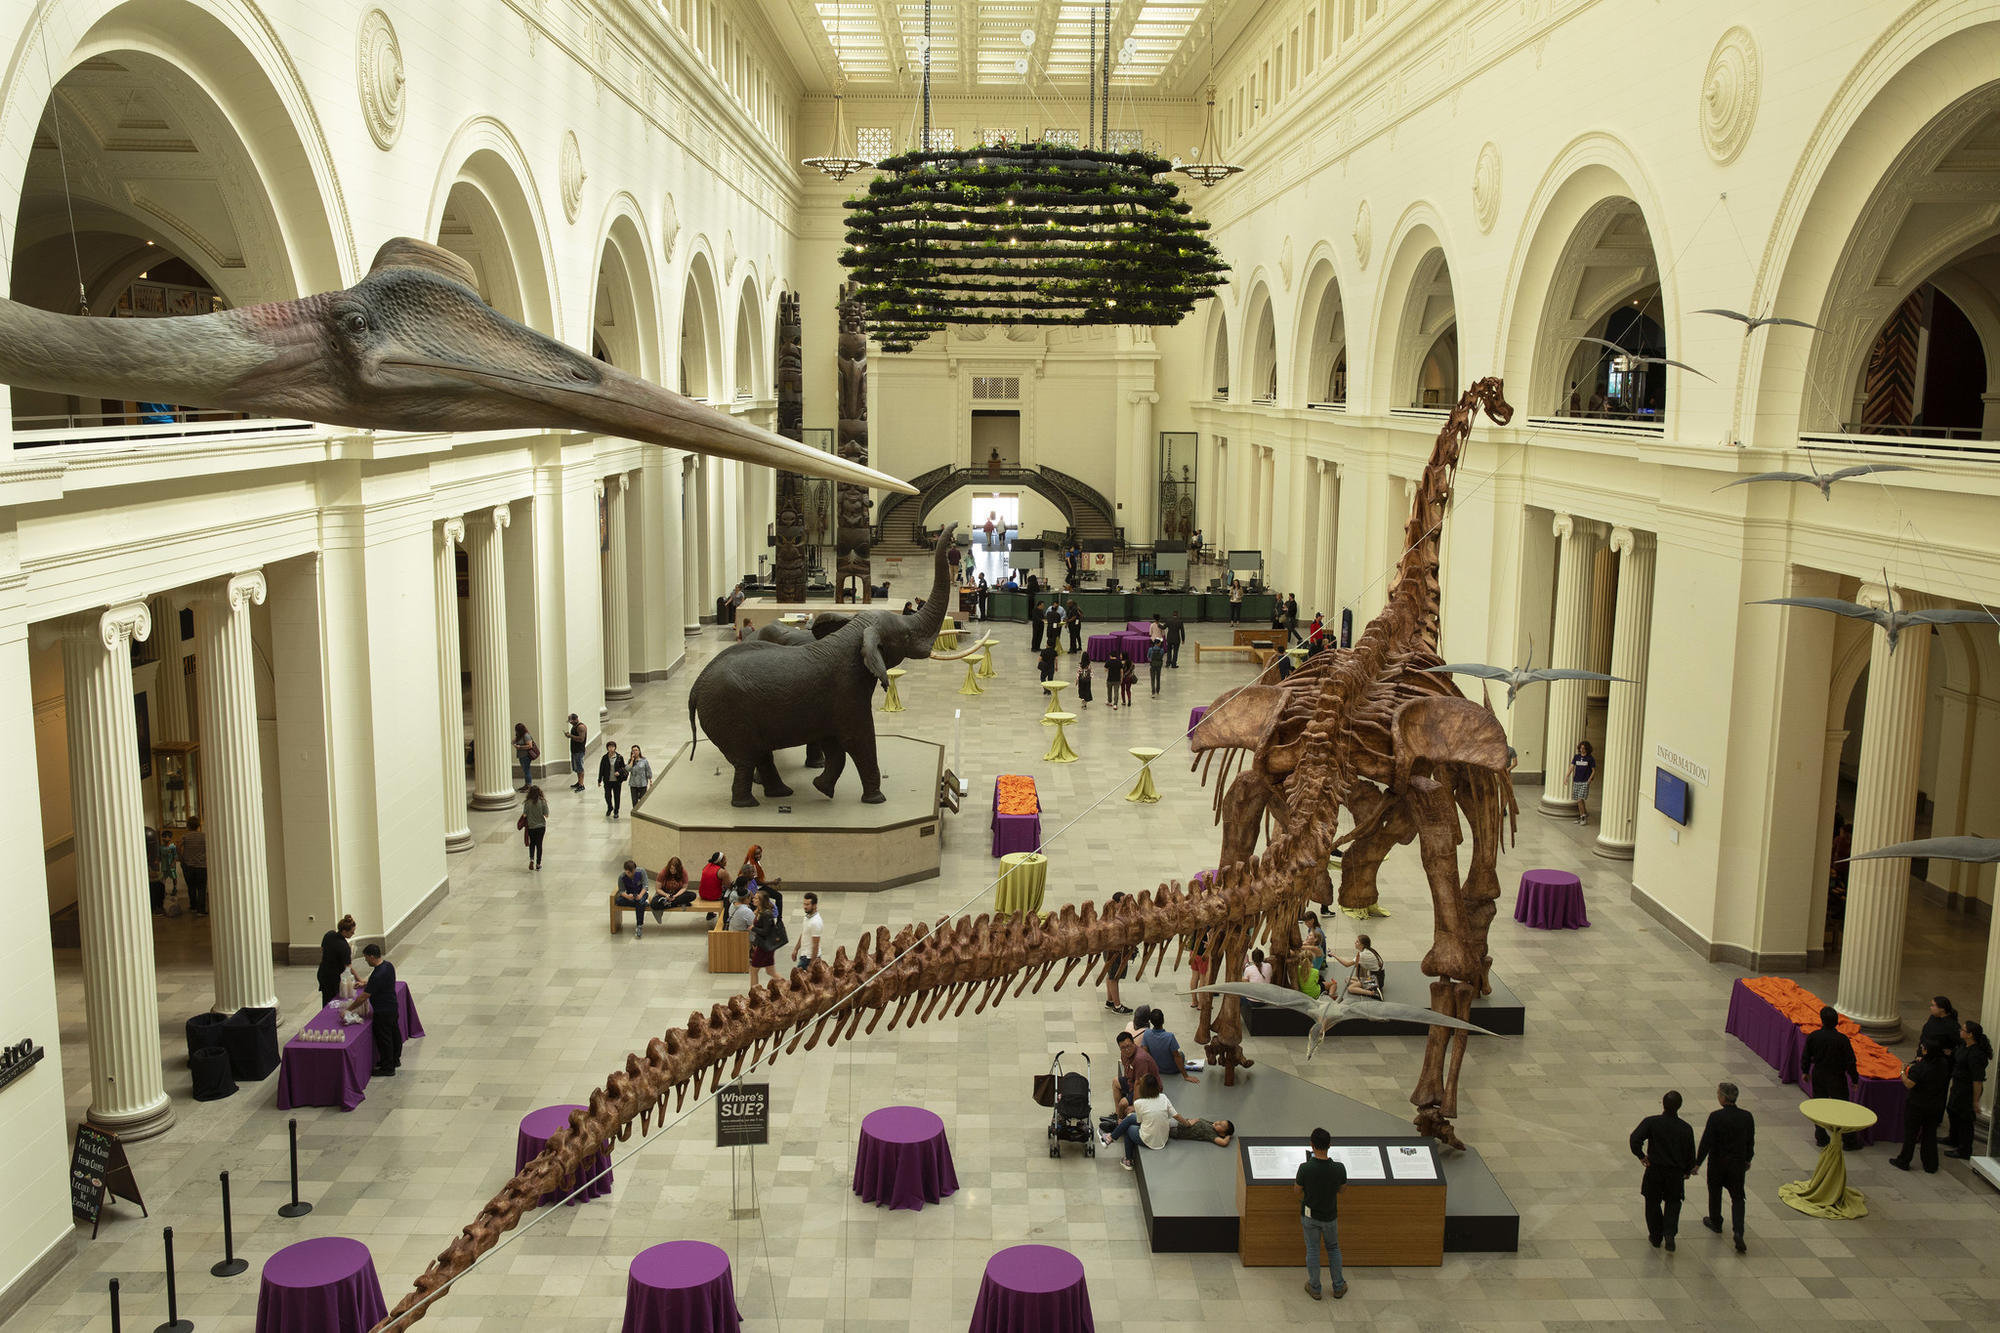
[772,292,808,602]
[834,283,874,603]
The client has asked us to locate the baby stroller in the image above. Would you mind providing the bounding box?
[1035,1052,1095,1158]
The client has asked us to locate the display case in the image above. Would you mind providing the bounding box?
[152,740,201,829]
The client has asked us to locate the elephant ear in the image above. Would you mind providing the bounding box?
[862,621,889,689]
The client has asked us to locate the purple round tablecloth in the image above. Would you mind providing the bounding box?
[1084,634,1126,663]
[276,981,425,1112]
[853,1106,958,1210]
[1187,706,1208,734]
[1514,869,1589,929]
[517,1103,614,1205]
[968,1245,1094,1333]
[621,1241,740,1333]
[1125,621,1154,636]
[255,1237,387,1333]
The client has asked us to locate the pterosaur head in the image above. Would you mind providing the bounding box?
[0,238,911,494]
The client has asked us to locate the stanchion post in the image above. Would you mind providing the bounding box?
[109,1278,120,1333]
[155,1226,193,1333]
[278,1118,313,1218]
[210,1171,248,1277]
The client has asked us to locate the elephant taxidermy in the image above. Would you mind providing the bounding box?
[688,525,959,806]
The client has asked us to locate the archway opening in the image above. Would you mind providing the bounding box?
[1297,260,1348,406]
[1527,198,1667,422]
[1388,246,1457,408]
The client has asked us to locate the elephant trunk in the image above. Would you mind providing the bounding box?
[904,523,959,648]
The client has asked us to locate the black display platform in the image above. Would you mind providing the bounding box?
[1244,962,1525,1037]
[1132,1065,1518,1254]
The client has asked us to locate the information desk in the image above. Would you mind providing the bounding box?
[1234,1136,1445,1267]
[967,590,1273,624]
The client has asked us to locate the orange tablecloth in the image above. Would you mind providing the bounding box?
[1741,976,1902,1080]
[996,774,1039,816]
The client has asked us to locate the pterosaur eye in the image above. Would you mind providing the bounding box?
[342,312,367,337]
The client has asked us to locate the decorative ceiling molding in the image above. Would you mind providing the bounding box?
[1472,141,1501,233]
[560,130,586,223]
[1353,199,1373,271]
[1699,26,1760,165]
[356,9,406,150]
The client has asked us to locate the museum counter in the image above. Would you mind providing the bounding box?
[982,591,1275,624]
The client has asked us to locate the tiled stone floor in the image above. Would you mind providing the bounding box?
[17,612,2000,1331]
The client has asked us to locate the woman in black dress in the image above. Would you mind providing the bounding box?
[317,914,359,1005]
[1946,1019,1991,1158]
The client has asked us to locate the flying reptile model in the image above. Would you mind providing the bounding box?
[1576,336,1713,381]
[1195,982,1499,1061]
[1420,645,1630,707]
[1696,307,1821,333]
[1847,836,2000,865]
[1716,461,1923,499]
[0,237,915,496]
[1752,585,1996,654]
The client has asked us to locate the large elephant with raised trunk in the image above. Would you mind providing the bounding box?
[688,525,959,806]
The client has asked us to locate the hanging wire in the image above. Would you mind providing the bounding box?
[38,43,91,314]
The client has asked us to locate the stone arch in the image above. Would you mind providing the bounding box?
[1238,278,1280,403]
[1371,206,1459,409]
[1750,8,2000,440]
[3,0,353,307]
[1204,299,1231,400]
[1495,140,1677,419]
[426,116,559,336]
[1291,246,1350,407]
[731,271,765,401]
[678,241,724,403]
[588,193,661,381]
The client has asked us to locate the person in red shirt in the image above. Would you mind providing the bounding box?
[697,853,730,921]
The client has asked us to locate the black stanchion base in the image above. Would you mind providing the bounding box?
[277,1201,312,1218]
[154,1321,195,1333]
[209,1258,248,1278]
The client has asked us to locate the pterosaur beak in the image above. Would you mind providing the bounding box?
[403,356,912,494]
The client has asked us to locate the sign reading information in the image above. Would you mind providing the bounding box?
[716,1083,770,1147]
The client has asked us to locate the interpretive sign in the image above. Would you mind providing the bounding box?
[716,1082,770,1147]
[71,1123,146,1237]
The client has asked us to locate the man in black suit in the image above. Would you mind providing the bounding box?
[1800,1005,1859,1149]
[355,944,402,1077]
[1694,1082,1755,1252]
[1629,1089,1697,1250]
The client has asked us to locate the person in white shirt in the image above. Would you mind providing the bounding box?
[1102,1074,1222,1170]
[1331,933,1384,999]
[1243,949,1275,984]
[792,892,825,968]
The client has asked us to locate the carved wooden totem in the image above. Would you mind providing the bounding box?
[773,292,808,602]
[835,282,873,603]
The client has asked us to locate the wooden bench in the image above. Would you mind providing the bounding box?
[1195,642,1262,663]
[608,893,708,935]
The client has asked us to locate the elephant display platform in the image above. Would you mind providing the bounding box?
[629,735,946,892]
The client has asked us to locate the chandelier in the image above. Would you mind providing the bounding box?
[802,85,869,182]
[838,0,1227,352]
[1172,18,1243,188]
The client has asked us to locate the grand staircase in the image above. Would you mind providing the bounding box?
[873,464,1121,559]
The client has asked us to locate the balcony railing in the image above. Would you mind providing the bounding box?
[1801,430,2000,464]
[1524,413,1665,438]
[12,412,315,450]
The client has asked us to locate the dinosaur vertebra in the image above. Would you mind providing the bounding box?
[370,379,1515,1331]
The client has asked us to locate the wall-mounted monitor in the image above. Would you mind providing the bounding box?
[1153,550,1188,573]
[1654,768,1691,826]
[1228,549,1264,572]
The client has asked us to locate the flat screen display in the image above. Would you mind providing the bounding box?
[1654,768,1690,825]
[1227,549,1263,572]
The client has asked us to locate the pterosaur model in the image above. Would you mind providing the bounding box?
[1716,462,1921,499]
[1420,648,1629,708]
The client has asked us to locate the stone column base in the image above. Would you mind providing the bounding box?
[88,1097,175,1143]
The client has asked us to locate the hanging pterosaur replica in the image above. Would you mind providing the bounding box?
[359,376,1519,1331]
[0,238,911,496]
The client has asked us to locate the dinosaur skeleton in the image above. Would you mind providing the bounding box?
[367,378,1516,1330]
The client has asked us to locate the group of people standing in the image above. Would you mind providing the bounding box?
[511,716,661,870]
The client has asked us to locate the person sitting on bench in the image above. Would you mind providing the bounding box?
[615,860,659,939]
[1330,933,1386,999]
[655,857,698,914]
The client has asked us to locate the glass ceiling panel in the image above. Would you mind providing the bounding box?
[809,0,1215,89]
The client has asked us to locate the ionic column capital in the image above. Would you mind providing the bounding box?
[1128,390,1160,406]
[477,503,511,531]
[63,601,152,654]
[594,478,605,500]
[616,472,630,493]
[193,570,267,611]
[440,515,466,546]
[1857,582,1935,614]
[1609,526,1653,557]
[1552,511,1574,540]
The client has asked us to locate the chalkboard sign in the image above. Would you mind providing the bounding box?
[716,1083,770,1147]
[71,1124,146,1238]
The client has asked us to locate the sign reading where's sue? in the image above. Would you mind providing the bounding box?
[716,1083,770,1147]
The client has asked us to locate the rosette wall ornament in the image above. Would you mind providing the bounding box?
[838,0,1226,353]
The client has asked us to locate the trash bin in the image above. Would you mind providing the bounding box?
[186,1012,227,1066]
[218,1007,280,1081]
[189,1046,238,1102]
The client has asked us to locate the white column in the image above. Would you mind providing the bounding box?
[1807,729,1849,960]
[604,474,633,700]
[681,457,702,633]
[192,570,278,1014]
[435,517,472,852]
[467,505,517,810]
[1594,528,1654,858]
[1257,447,1276,553]
[1835,584,1934,1033]
[1129,392,1157,545]
[1540,513,1597,814]
[60,603,174,1140]
[147,593,190,742]
[1315,463,1339,616]
[1586,546,1617,704]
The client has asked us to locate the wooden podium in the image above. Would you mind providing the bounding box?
[1234,1137,1445,1267]
[706,921,750,973]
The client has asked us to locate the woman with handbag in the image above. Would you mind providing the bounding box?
[520,784,549,869]
[627,745,654,809]
[748,890,787,987]
[513,721,538,792]
[317,915,360,1004]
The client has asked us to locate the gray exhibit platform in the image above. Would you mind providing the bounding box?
[1132,1065,1518,1255]
[1246,961,1525,1037]
[630,735,945,892]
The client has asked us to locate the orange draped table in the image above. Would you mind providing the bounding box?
[992,775,1041,857]
[1724,977,1904,1145]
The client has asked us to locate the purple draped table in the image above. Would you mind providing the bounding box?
[991,778,1042,858]
[1119,631,1155,662]
[255,1237,387,1333]
[1125,620,1154,635]
[516,1103,614,1205]
[968,1245,1094,1333]
[621,1241,740,1333]
[1513,869,1590,929]
[852,1105,959,1210]
[1084,633,1126,663]
[1721,978,1902,1145]
[276,980,424,1111]
[1188,706,1208,733]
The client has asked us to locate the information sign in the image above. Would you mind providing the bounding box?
[716,1082,770,1147]
[70,1124,147,1237]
